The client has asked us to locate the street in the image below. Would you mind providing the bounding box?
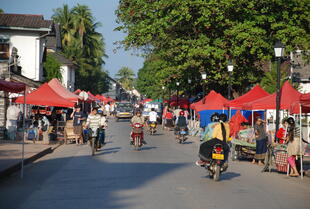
[1,119,309,209]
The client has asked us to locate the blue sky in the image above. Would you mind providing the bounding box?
[0,0,144,77]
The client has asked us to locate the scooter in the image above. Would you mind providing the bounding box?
[177,127,187,144]
[204,144,226,181]
[131,123,144,150]
[149,121,157,135]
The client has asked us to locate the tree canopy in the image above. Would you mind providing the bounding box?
[43,54,62,82]
[116,0,310,98]
[52,4,109,94]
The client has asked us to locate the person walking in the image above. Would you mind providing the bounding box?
[286,117,303,177]
[71,105,85,145]
[252,117,267,166]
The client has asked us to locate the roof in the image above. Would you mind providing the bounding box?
[243,81,301,110]
[46,23,62,50]
[15,83,75,107]
[0,13,52,30]
[225,85,270,109]
[48,52,76,66]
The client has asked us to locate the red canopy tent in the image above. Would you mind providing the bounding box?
[242,81,301,110]
[225,85,269,109]
[95,94,108,103]
[0,79,26,93]
[74,89,82,94]
[15,83,75,107]
[48,78,82,102]
[190,90,218,110]
[195,91,229,112]
[87,91,98,101]
[290,93,310,114]
[106,96,115,103]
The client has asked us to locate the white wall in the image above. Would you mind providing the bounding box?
[60,65,75,91]
[1,30,46,81]
[300,83,310,93]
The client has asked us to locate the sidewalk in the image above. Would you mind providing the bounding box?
[0,140,61,178]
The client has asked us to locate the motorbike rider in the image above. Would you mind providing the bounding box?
[175,111,188,139]
[98,109,108,148]
[200,113,219,142]
[130,110,147,145]
[196,113,230,169]
[86,107,101,150]
[148,108,158,130]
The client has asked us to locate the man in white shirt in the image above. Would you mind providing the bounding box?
[104,103,110,117]
[148,108,158,123]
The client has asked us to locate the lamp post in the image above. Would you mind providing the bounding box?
[188,79,192,99]
[162,86,165,101]
[227,60,234,100]
[176,82,180,107]
[201,72,207,103]
[274,40,285,139]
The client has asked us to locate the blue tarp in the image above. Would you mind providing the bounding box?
[199,109,238,128]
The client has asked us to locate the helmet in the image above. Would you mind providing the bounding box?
[210,113,219,122]
[219,113,228,122]
[180,111,185,116]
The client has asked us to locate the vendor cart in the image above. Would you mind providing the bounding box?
[231,138,256,161]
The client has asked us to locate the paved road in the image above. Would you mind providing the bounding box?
[1,119,309,209]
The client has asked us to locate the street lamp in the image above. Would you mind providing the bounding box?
[274,40,285,140]
[201,71,207,103]
[227,60,234,100]
[176,82,180,107]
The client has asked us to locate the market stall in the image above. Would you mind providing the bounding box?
[0,79,26,178]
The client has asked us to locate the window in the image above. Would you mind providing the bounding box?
[0,43,9,60]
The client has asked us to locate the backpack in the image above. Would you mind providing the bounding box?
[177,116,187,127]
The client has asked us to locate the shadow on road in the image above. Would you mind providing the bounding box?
[0,155,188,209]
[139,146,157,151]
[221,172,241,181]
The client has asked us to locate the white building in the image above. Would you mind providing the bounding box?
[0,13,53,81]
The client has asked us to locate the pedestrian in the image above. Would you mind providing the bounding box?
[70,104,85,145]
[252,117,267,166]
[164,109,174,131]
[286,117,303,177]
[105,102,111,117]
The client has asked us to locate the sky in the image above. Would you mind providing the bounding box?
[0,0,144,77]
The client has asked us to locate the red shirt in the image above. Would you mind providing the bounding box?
[165,112,174,119]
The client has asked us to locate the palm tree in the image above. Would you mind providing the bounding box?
[0,9,4,14]
[72,4,93,48]
[52,4,74,46]
[116,67,135,90]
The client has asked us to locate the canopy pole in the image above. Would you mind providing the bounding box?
[21,88,26,179]
[252,110,254,127]
[299,104,303,179]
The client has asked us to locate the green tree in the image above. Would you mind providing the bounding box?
[43,54,62,82]
[116,0,310,96]
[52,4,108,94]
[116,67,135,90]
[0,9,4,13]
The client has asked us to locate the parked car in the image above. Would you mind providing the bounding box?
[115,102,134,121]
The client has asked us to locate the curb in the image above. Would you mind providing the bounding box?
[0,143,63,179]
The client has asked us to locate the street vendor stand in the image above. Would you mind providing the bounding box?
[0,79,26,178]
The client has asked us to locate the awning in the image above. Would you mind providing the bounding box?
[15,83,75,107]
[0,79,26,93]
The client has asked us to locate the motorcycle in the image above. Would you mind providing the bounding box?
[204,144,226,181]
[176,127,187,144]
[149,121,157,135]
[88,127,100,156]
[131,123,144,150]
